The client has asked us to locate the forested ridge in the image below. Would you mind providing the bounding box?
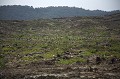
[0,5,119,20]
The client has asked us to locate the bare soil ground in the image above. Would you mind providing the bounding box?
[1,62,120,79]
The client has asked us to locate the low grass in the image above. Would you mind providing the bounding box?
[0,56,5,69]
[0,16,120,66]
[57,57,86,65]
[42,48,64,59]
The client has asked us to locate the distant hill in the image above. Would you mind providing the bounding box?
[0,5,120,20]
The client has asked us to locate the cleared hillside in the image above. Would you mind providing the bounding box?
[0,13,120,79]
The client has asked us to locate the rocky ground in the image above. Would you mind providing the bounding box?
[1,57,120,79]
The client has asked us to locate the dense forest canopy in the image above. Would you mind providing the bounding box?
[0,5,120,20]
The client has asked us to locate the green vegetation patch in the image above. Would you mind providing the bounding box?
[57,57,86,65]
[0,55,5,69]
[42,48,64,59]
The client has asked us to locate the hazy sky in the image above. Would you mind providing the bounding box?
[0,0,120,11]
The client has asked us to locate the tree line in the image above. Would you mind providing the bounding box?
[0,5,119,20]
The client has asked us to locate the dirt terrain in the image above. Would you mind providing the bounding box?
[1,62,120,79]
[0,13,120,79]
